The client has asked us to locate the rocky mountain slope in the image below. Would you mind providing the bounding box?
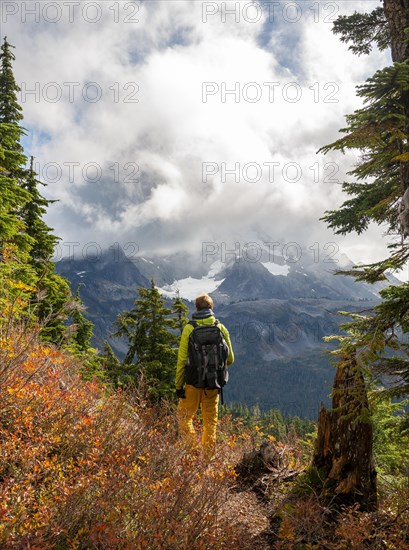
[56,245,396,417]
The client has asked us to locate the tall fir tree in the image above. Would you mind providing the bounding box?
[312,0,409,511]
[0,36,74,345]
[318,1,409,383]
[68,285,94,353]
[172,291,189,334]
[22,156,58,267]
[0,36,23,125]
[100,341,122,386]
[114,279,180,400]
[0,36,31,254]
[21,156,72,344]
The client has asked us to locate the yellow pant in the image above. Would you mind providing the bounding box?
[177,384,219,458]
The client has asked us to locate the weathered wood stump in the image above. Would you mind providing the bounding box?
[312,355,377,511]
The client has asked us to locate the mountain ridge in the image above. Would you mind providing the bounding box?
[56,246,397,417]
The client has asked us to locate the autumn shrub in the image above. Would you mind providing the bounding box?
[272,484,409,549]
[0,321,258,549]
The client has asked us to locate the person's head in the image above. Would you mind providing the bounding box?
[195,293,214,311]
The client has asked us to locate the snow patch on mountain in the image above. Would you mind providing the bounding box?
[159,276,224,301]
[158,262,226,300]
[261,262,290,276]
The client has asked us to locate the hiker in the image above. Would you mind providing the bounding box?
[175,293,234,459]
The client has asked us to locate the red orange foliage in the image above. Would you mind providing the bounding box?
[2,286,408,549]
[0,324,251,549]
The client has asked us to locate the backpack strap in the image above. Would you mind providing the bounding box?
[201,345,209,382]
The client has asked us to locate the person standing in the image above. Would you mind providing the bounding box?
[175,293,234,459]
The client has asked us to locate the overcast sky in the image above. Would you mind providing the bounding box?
[3,0,406,278]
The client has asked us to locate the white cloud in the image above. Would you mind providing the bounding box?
[5,0,400,272]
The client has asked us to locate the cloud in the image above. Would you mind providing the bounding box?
[5,0,399,271]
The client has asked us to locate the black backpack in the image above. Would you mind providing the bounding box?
[185,320,229,391]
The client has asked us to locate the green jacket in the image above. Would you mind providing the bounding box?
[175,315,234,389]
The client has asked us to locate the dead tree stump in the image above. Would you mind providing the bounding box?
[312,355,377,511]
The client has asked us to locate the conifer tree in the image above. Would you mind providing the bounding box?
[172,291,189,334]
[22,157,58,267]
[69,286,94,352]
[0,36,31,254]
[0,37,23,125]
[19,156,71,344]
[114,279,179,400]
[318,1,409,387]
[0,37,58,264]
[312,0,409,511]
[100,341,122,386]
[0,36,73,344]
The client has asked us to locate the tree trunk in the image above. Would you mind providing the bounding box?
[383,0,409,194]
[383,0,409,63]
[312,355,377,512]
